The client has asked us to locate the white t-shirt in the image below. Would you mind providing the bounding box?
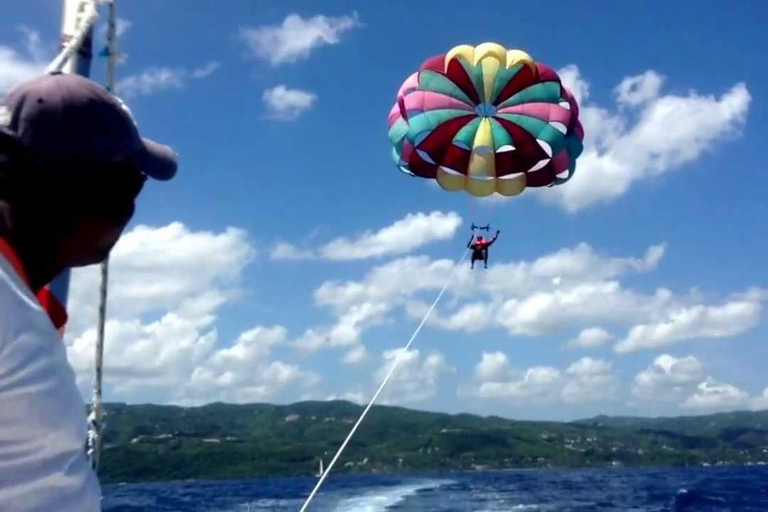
[0,255,101,511]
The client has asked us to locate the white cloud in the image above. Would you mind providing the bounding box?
[544,66,751,212]
[376,349,454,404]
[185,326,320,405]
[567,327,613,349]
[191,61,221,78]
[99,17,132,39]
[561,357,618,404]
[0,28,48,93]
[315,255,460,312]
[466,352,561,400]
[557,64,589,105]
[478,242,665,300]
[343,345,367,364]
[632,354,768,413]
[294,301,388,359]
[239,12,361,66]
[464,354,617,405]
[326,391,366,405]
[117,62,220,98]
[18,26,46,63]
[486,281,673,337]
[475,366,561,400]
[262,85,317,121]
[615,299,764,353]
[115,18,132,37]
[632,354,704,403]
[309,239,764,361]
[320,211,462,261]
[62,222,325,405]
[682,377,748,411]
[273,211,462,261]
[750,389,768,411]
[566,357,612,376]
[66,222,255,335]
[270,242,315,260]
[475,351,512,382]
[615,71,664,107]
[118,67,185,97]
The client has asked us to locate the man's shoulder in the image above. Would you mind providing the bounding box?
[0,258,44,317]
[0,258,49,348]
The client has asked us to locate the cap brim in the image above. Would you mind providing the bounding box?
[136,138,178,181]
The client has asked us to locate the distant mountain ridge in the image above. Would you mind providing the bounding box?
[95,401,768,483]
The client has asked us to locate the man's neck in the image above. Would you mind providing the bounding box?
[5,235,62,293]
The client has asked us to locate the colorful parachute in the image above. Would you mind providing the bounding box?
[387,43,584,197]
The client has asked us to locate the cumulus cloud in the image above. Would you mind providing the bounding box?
[567,327,614,349]
[319,211,462,260]
[631,354,768,413]
[342,345,367,364]
[0,27,49,93]
[615,299,764,353]
[631,354,704,403]
[262,85,317,121]
[615,71,665,107]
[117,62,220,98]
[474,365,561,400]
[185,326,320,405]
[273,211,462,260]
[270,242,315,261]
[463,353,616,405]
[376,349,454,404]
[66,222,255,334]
[541,66,751,212]
[682,377,749,411]
[294,302,388,357]
[561,357,619,404]
[65,223,317,404]
[308,239,764,360]
[238,12,361,66]
[191,62,221,78]
[475,351,512,382]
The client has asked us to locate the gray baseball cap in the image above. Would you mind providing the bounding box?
[0,72,177,180]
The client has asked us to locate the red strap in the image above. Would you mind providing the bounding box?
[36,286,69,331]
[0,237,68,331]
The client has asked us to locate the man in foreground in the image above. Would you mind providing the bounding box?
[0,72,177,510]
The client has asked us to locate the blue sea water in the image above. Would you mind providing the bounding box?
[102,466,768,511]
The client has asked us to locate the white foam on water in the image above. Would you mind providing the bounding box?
[475,503,541,511]
[333,479,451,512]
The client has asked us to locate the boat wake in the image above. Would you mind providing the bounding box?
[333,479,452,512]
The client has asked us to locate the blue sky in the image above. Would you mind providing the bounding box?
[2,0,768,421]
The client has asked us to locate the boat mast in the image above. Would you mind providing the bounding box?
[53,0,109,472]
[46,2,96,316]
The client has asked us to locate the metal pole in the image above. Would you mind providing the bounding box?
[49,0,95,315]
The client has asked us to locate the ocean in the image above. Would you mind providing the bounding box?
[102,466,768,511]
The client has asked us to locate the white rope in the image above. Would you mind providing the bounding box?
[298,247,470,511]
[86,0,117,472]
[46,0,101,74]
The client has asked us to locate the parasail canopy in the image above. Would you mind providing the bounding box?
[387,43,584,197]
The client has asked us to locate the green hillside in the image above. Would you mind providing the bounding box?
[95,401,768,483]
